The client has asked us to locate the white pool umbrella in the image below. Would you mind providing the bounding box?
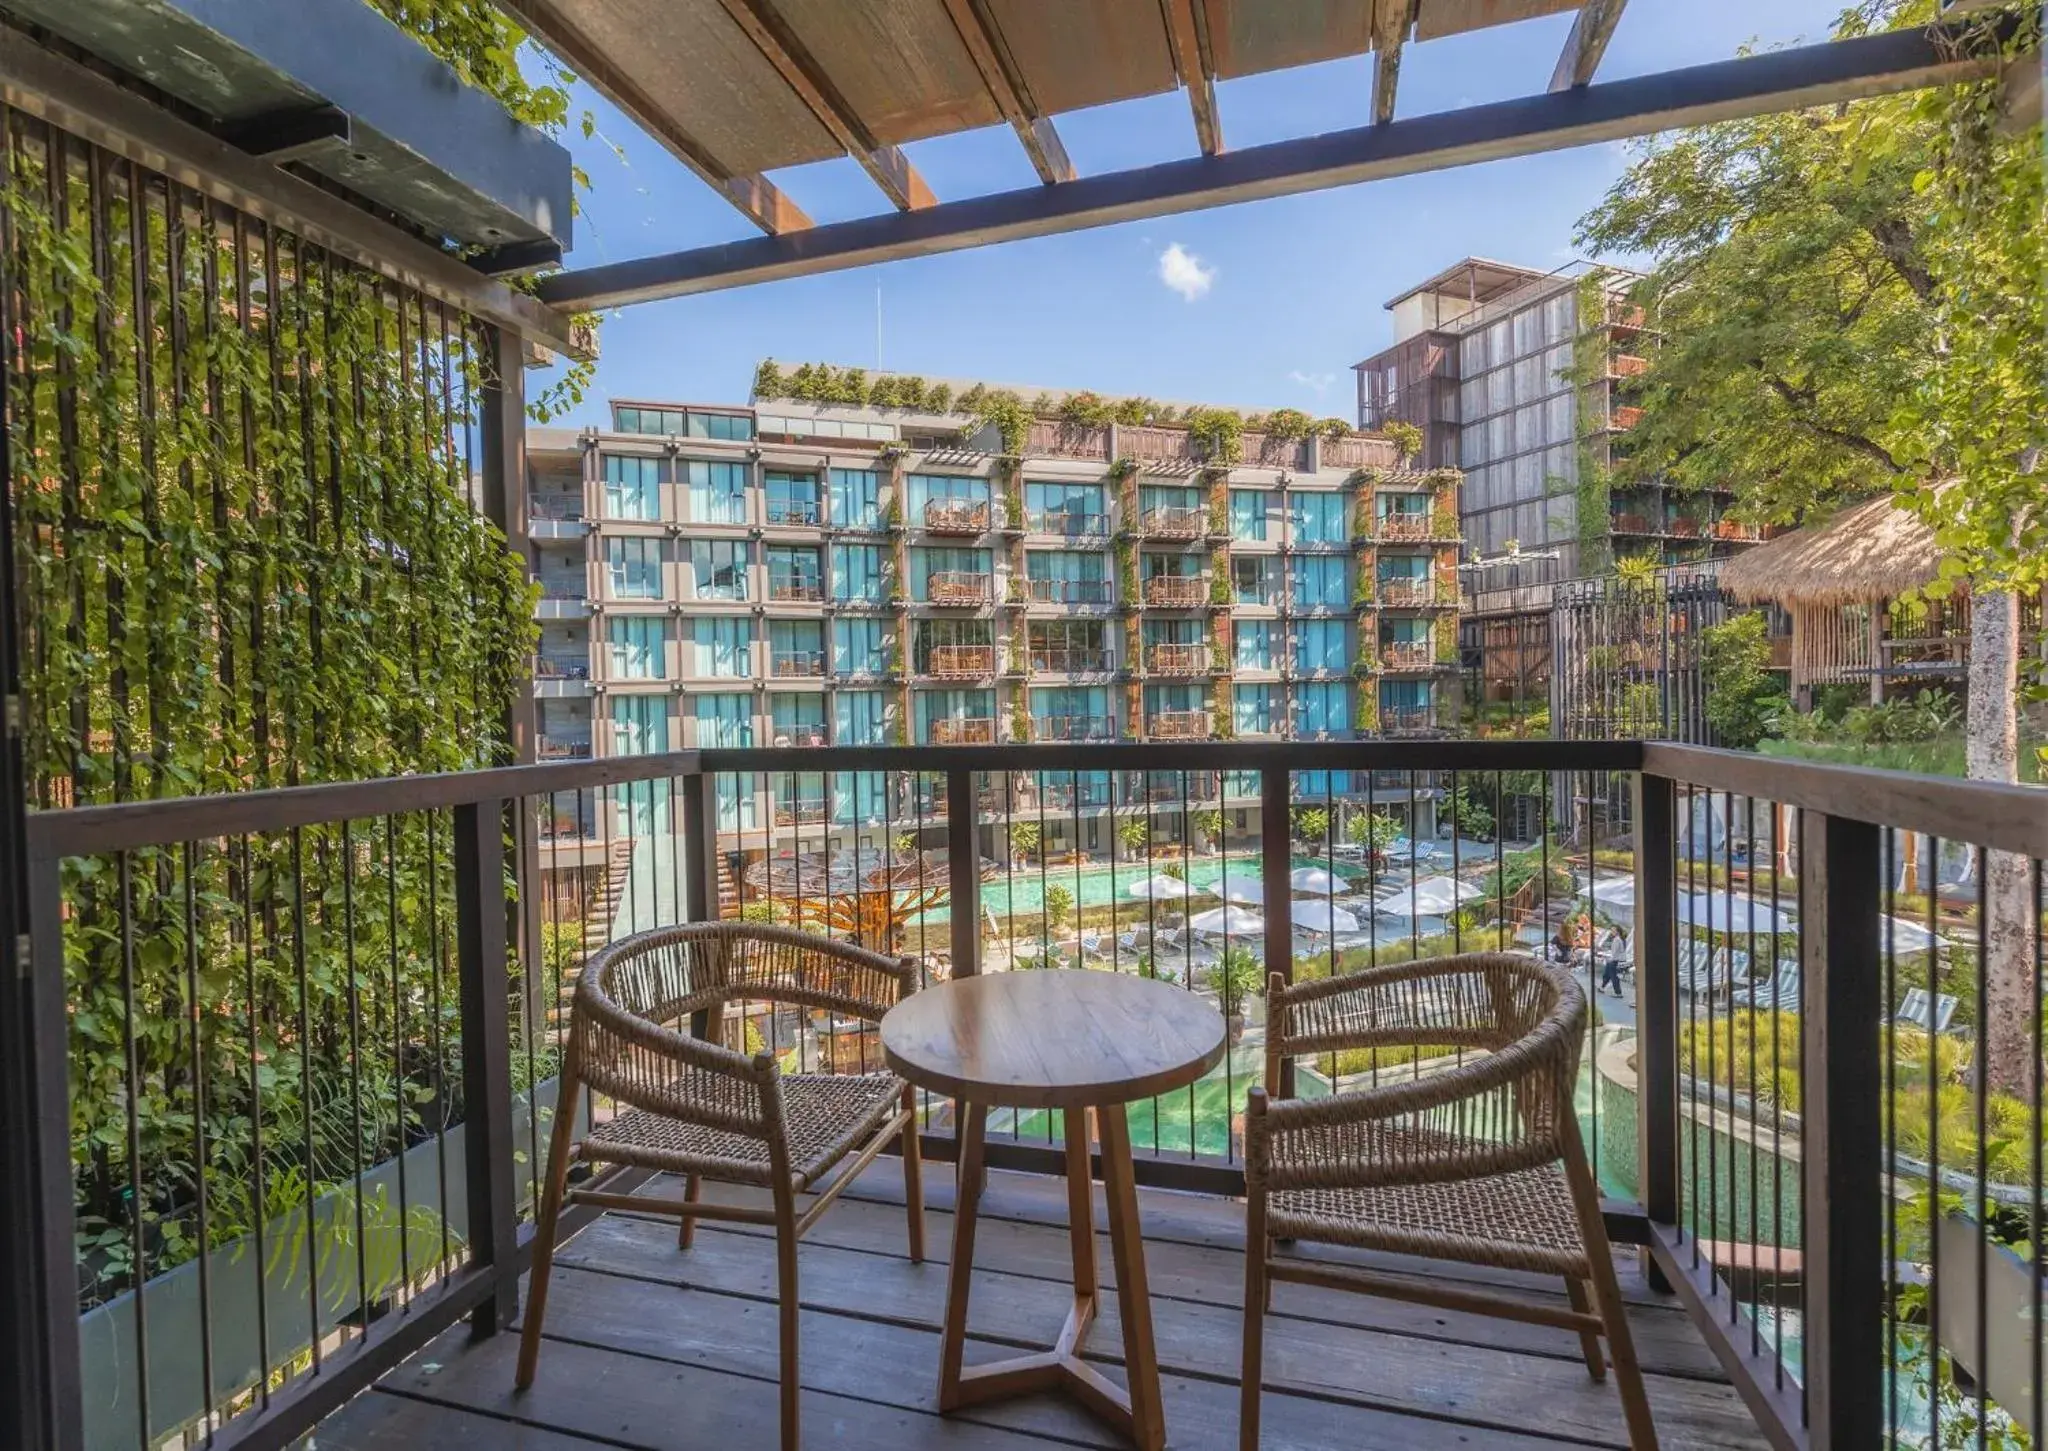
[1677,891,1796,937]
[1386,874,1486,918]
[1583,875,1637,918]
[1289,866,1347,896]
[1882,914,1937,955]
[1190,904,1264,936]
[1219,877,1264,905]
[1293,900,1362,936]
[1126,874,1196,901]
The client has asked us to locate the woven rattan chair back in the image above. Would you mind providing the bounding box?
[520,921,925,1451]
[1238,952,1656,1450]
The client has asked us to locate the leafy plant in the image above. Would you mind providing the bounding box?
[1699,614,1789,749]
[1009,820,1041,862]
[1445,780,1495,841]
[1192,807,1224,845]
[1382,419,1424,462]
[1116,817,1151,855]
[1261,408,1316,441]
[1183,406,1245,464]
[1614,553,1660,592]
[1292,806,1330,845]
[1044,883,1075,933]
[1206,944,1265,1018]
[1347,810,1403,852]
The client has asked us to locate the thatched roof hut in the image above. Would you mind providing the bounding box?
[1715,494,1959,699]
[1717,494,1944,608]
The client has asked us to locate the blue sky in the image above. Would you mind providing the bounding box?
[538,0,1853,424]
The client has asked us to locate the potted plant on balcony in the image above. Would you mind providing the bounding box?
[1009,819,1041,865]
[1117,816,1150,859]
[1205,944,1263,1044]
[1383,419,1422,467]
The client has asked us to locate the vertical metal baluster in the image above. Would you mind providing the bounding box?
[2031,859,2044,1447]
[288,825,322,1367]
[1686,784,1700,1270]
[1883,828,1900,1432]
[385,815,410,1299]
[1971,849,1989,1449]
[427,810,451,1279]
[341,820,370,1345]
[181,840,216,1431]
[116,850,151,1449]
[239,835,270,1403]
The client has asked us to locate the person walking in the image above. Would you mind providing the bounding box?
[1597,925,1629,997]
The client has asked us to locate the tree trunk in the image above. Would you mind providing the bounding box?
[1966,588,2032,1099]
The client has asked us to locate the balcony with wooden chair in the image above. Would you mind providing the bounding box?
[1140,506,1206,542]
[1147,709,1210,740]
[924,500,992,535]
[1376,512,1434,543]
[926,572,992,606]
[1145,642,1208,676]
[928,716,998,744]
[927,644,996,680]
[1143,575,1206,608]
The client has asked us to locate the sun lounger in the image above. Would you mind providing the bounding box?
[1730,959,1800,1010]
[1675,941,1732,997]
[1895,988,1959,1034]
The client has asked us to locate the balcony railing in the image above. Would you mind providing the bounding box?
[1666,516,1702,539]
[1713,519,1760,541]
[928,716,997,744]
[1379,705,1434,734]
[1607,299,1648,330]
[1609,352,1649,377]
[1378,642,1434,672]
[534,655,590,679]
[765,500,821,526]
[926,644,996,679]
[770,722,828,747]
[1145,642,1207,676]
[1611,511,1657,534]
[923,499,991,534]
[527,492,585,521]
[536,735,593,758]
[1140,506,1206,541]
[1610,404,1646,430]
[1027,645,1110,673]
[1376,512,1434,542]
[538,582,589,600]
[14,736,2045,1451]
[1026,576,1113,605]
[1032,714,1116,742]
[1147,709,1210,739]
[926,571,992,606]
[1143,575,1206,608]
[770,650,827,678]
[1377,577,1433,608]
[1024,511,1111,538]
[767,575,825,601]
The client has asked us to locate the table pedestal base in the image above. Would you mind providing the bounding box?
[937,1102,1165,1451]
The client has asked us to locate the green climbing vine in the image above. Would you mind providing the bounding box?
[4,134,537,1314]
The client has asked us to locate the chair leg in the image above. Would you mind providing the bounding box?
[900,1086,925,1264]
[1239,1185,1268,1450]
[775,1183,802,1451]
[1561,1123,1658,1450]
[1565,1276,1607,1382]
[677,1173,701,1250]
[516,1060,581,1391]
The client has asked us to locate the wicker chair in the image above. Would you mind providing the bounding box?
[1239,953,1657,1450]
[516,922,925,1451]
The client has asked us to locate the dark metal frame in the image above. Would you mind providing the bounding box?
[537,22,2003,310]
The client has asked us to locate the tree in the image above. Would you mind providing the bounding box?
[1575,0,2041,1093]
[1116,817,1151,855]
[1192,807,1225,846]
[1044,884,1075,935]
[1346,810,1403,853]
[1009,820,1041,862]
[1291,807,1330,845]
[1206,944,1264,1021]
[1698,614,1789,749]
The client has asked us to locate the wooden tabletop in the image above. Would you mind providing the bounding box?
[881,970,1226,1109]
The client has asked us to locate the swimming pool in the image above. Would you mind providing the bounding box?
[923,851,1367,922]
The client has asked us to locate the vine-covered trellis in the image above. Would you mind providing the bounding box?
[2,99,539,1356]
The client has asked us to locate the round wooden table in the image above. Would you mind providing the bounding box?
[882,970,1226,1451]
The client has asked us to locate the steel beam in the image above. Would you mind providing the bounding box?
[713,0,936,211]
[1162,0,1223,155]
[495,0,811,236]
[1550,0,1631,91]
[0,37,584,356]
[540,22,1996,312]
[936,0,1074,184]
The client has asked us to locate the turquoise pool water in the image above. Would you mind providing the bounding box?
[921,852,1368,923]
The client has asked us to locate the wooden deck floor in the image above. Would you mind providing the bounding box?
[314,1161,1765,1450]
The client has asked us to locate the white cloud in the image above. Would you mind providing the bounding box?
[1289,370,1337,395]
[1156,242,1216,302]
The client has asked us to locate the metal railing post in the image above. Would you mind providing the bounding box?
[454,799,519,1336]
[4,850,85,1451]
[1260,767,1294,1099]
[681,770,717,1039]
[947,769,981,977]
[1632,772,1679,1251]
[1799,810,1884,1449]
